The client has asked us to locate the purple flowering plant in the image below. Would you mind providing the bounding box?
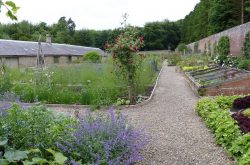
[57,108,148,164]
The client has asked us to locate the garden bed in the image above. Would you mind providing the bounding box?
[196,96,250,164]
[0,101,148,164]
[1,55,162,106]
[184,65,250,96]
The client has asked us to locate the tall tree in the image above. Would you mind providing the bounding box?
[143,20,181,50]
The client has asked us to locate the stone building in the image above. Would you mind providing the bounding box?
[0,38,104,68]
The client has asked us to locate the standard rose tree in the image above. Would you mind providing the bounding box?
[105,20,145,103]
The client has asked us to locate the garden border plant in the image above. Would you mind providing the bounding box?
[215,36,230,65]
[0,94,149,164]
[196,96,250,164]
[1,54,161,107]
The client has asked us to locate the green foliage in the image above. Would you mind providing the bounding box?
[115,98,130,106]
[166,53,182,66]
[216,36,230,65]
[6,55,160,106]
[243,109,250,117]
[196,96,241,149]
[195,96,250,163]
[0,17,181,51]
[237,57,250,70]
[239,148,250,165]
[243,31,250,59]
[106,20,145,103]
[214,115,241,149]
[229,134,250,159]
[180,0,250,43]
[182,66,208,72]
[0,65,12,94]
[176,43,188,52]
[143,20,181,50]
[217,36,230,56]
[0,1,19,20]
[4,150,28,162]
[83,51,102,63]
[208,0,242,34]
[0,145,67,164]
[46,148,67,164]
[180,0,210,43]
[2,104,75,151]
[177,54,209,67]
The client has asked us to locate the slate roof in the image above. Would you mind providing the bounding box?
[0,39,104,57]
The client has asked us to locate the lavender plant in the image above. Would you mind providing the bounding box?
[57,108,148,164]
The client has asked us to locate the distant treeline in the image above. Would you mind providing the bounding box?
[180,0,250,43]
[0,17,181,51]
[1,1,250,50]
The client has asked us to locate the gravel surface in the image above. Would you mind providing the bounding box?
[121,65,234,165]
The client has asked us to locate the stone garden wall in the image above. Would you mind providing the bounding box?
[187,21,250,56]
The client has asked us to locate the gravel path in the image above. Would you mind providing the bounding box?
[122,65,234,165]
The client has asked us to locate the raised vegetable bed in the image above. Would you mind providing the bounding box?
[185,65,250,96]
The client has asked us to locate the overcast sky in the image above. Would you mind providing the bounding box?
[0,0,200,30]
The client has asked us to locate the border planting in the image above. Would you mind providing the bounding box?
[196,96,250,164]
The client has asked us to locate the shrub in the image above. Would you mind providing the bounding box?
[166,53,182,66]
[242,31,250,59]
[217,36,230,56]
[237,57,250,70]
[177,43,188,52]
[57,108,148,164]
[83,51,102,63]
[2,104,75,151]
[216,36,230,65]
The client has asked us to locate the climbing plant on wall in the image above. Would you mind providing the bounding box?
[242,31,250,59]
[215,36,230,65]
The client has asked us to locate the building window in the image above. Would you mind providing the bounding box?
[54,56,59,63]
[68,56,72,63]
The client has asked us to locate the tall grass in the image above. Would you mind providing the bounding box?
[2,55,162,106]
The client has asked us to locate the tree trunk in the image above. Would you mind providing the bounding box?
[128,67,135,104]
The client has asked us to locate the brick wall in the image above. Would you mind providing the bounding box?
[187,22,250,56]
[204,77,250,96]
